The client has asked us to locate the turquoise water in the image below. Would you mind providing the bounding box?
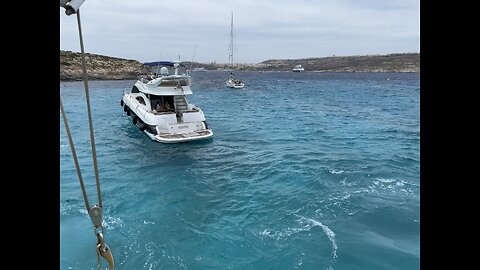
[60,71,420,270]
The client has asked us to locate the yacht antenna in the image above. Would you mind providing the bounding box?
[189,43,197,71]
[156,46,163,75]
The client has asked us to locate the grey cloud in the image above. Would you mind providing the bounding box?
[60,0,419,63]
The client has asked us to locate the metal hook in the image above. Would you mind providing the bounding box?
[96,232,115,270]
[97,243,115,270]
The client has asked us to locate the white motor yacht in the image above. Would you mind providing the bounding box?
[292,65,305,72]
[121,61,213,143]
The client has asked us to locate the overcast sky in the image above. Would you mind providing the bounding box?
[60,0,419,64]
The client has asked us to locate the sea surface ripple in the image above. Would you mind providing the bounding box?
[60,71,419,270]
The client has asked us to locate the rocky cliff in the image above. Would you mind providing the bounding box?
[60,50,151,81]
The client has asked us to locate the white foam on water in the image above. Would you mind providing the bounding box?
[103,216,125,229]
[259,229,271,237]
[370,178,418,196]
[141,242,157,270]
[78,208,89,217]
[261,214,338,267]
[260,217,337,269]
[375,178,397,183]
[61,206,125,230]
[293,251,305,269]
[259,226,308,241]
[60,203,77,215]
[142,220,156,225]
[340,177,357,187]
[329,169,344,174]
[297,216,338,262]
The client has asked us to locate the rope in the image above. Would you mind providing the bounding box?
[60,97,91,211]
[76,10,103,208]
[59,9,103,212]
[61,5,115,269]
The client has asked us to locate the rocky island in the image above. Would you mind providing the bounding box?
[60,51,419,81]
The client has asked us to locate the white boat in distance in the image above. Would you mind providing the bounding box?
[192,67,206,72]
[292,65,305,72]
[226,72,245,88]
[121,61,213,143]
[226,12,244,89]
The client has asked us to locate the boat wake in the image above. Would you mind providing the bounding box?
[259,214,338,268]
[296,216,338,262]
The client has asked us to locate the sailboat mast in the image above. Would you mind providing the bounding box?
[229,11,234,68]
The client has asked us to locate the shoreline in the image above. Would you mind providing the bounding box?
[60,70,419,82]
[61,51,419,81]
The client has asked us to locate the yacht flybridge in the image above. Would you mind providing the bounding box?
[121,61,213,143]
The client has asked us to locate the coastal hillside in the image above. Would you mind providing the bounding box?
[245,53,420,72]
[60,50,150,81]
[184,53,419,72]
[60,51,419,81]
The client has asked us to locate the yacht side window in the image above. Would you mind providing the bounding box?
[136,96,146,105]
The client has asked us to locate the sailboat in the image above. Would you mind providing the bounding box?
[225,12,245,89]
